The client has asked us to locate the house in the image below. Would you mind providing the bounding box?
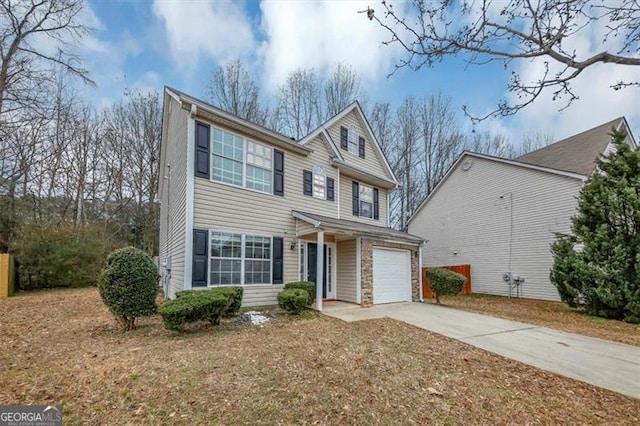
[407,118,636,301]
[158,87,424,309]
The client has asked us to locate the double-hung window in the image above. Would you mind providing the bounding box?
[313,166,326,199]
[209,231,272,286]
[347,124,358,155]
[359,184,374,218]
[211,127,273,194]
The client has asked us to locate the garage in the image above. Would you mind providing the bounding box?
[372,248,412,304]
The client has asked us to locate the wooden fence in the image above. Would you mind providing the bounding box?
[422,264,472,299]
[0,253,16,299]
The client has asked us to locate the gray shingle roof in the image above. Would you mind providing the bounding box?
[292,211,424,244]
[516,118,624,175]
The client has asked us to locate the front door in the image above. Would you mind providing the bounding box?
[307,243,335,299]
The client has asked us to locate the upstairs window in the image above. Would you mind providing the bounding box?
[313,166,326,199]
[246,141,272,193]
[347,124,358,155]
[359,184,374,219]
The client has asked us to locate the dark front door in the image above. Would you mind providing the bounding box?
[307,243,328,298]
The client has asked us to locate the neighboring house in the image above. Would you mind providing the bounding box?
[158,87,424,309]
[408,118,636,301]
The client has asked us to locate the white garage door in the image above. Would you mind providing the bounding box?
[372,248,411,304]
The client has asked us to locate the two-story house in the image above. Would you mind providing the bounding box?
[158,87,424,310]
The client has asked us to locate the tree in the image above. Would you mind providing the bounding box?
[275,68,323,139]
[324,62,360,118]
[550,130,640,323]
[372,0,640,121]
[204,59,267,125]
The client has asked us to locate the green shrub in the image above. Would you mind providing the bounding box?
[176,286,243,317]
[426,268,467,305]
[12,223,113,289]
[284,281,315,305]
[277,288,311,314]
[98,247,159,330]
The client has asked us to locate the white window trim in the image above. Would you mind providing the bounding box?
[359,183,374,219]
[211,127,274,195]
[312,166,327,200]
[347,124,358,155]
[207,230,274,287]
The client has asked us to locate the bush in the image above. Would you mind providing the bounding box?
[98,247,159,330]
[12,223,113,289]
[426,268,467,305]
[277,288,311,314]
[176,286,243,317]
[159,290,230,331]
[284,281,315,305]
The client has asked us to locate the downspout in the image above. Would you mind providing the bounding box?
[418,242,424,302]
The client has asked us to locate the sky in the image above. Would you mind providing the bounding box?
[80,0,640,147]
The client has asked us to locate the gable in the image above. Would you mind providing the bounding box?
[325,109,394,180]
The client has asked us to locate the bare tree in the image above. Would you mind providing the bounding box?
[418,93,466,194]
[467,131,517,159]
[324,62,360,118]
[204,59,267,125]
[368,102,394,159]
[0,0,93,116]
[372,0,640,121]
[276,68,323,139]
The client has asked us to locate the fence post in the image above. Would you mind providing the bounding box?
[0,254,15,299]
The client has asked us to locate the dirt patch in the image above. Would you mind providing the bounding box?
[435,293,640,346]
[1,288,638,424]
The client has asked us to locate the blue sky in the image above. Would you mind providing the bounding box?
[82,0,639,145]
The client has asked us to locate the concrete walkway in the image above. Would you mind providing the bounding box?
[322,302,640,399]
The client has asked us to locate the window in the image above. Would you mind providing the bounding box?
[211,127,273,194]
[313,166,326,199]
[347,124,358,155]
[246,141,272,193]
[209,232,272,286]
[359,184,373,218]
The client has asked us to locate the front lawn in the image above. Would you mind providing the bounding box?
[434,293,640,346]
[1,288,638,424]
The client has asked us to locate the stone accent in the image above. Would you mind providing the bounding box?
[360,238,420,307]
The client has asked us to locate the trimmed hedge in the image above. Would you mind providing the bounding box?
[160,287,242,331]
[277,288,311,314]
[284,281,315,305]
[426,268,467,305]
[176,286,243,317]
[98,247,158,330]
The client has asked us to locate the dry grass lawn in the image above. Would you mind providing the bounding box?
[1,288,638,425]
[434,293,640,347]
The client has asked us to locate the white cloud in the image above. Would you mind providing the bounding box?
[152,0,255,70]
[258,1,405,91]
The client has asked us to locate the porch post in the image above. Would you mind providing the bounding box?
[316,230,324,311]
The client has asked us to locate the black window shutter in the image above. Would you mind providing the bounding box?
[272,237,283,284]
[373,188,379,220]
[303,170,313,196]
[193,229,208,287]
[352,181,359,216]
[274,149,284,196]
[358,136,365,159]
[195,122,210,179]
[340,126,348,149]
[327,177,335,201]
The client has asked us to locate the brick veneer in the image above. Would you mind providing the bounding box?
[360,238,420,307]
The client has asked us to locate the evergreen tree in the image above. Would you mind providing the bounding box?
[550,129,640,323]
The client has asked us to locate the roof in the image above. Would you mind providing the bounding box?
[292,210,424,244]
[516,117,626,175]
[406,151,588,227]
[164,86,311,155]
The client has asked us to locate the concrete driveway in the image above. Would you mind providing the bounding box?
[322,302,640,399]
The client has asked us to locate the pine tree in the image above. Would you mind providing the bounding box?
[550,129,640,323]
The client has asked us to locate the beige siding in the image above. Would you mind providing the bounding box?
[408,156,584,301]
[326,110,392,179]
[158,97,189,298]
[193,123,341,307]
[338,173,389,227]
[336,239,357,302]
